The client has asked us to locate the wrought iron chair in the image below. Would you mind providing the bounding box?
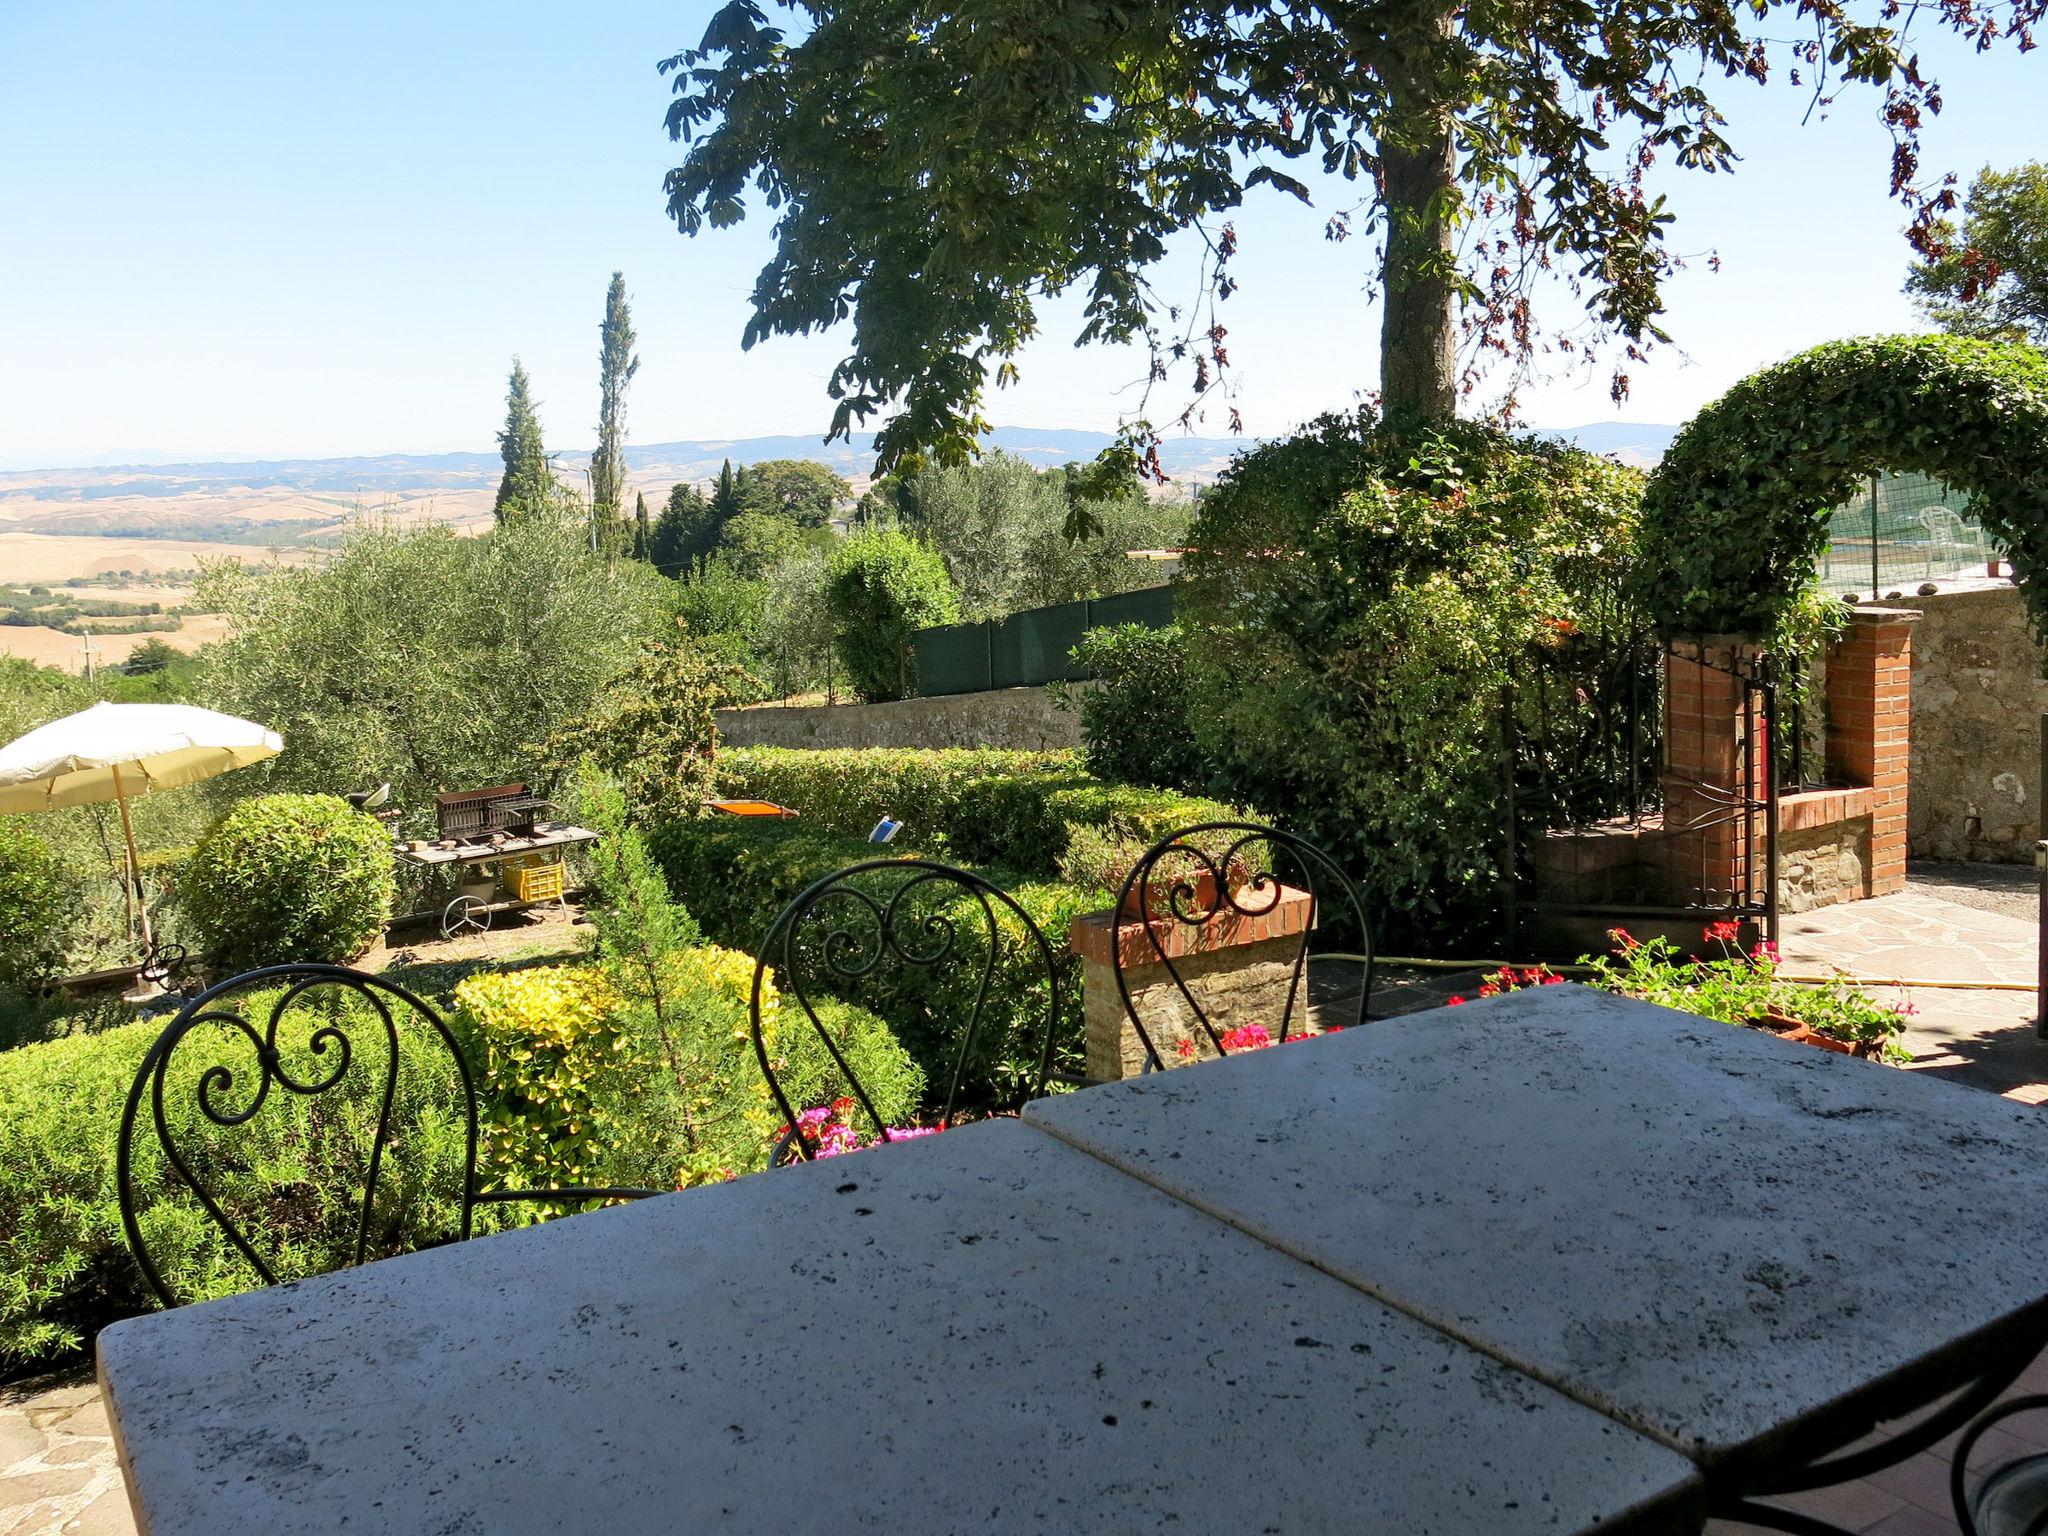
[138,940,203,1000]
[1111,821,1373,1071]
[750,859,1063,1163]
[1952,1397,2048,1535]
[116,963,661,1307]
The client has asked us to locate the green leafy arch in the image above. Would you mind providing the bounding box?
[1634,335,2048,641]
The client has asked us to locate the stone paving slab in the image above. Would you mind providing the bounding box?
[1780,882,2036,986]
[95,1119,1702,1536]
[0,1373,129,1536]
[1779,873,2048,1101]
[1026,984,2048,1481]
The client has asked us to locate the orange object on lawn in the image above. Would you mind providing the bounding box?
[703,799,800,818]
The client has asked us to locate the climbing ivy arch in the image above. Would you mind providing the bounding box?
[1634,335,2048,643]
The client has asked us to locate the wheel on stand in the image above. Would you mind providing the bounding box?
[441,895,493,940]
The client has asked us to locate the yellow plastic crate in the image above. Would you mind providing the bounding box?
[514,861,565,904]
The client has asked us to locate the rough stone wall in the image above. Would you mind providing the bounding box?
[1082,935,1313,1082]
[716,685,1083,752]
[1776,816,1871,913]
[1908,582,2047,863]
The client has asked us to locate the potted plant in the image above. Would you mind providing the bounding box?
[1459,925,1911,1063]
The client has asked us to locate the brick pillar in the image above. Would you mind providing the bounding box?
[1662,637,1766,910]
[1825,608,1920,897]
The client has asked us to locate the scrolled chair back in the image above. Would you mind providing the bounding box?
[116,962,656,1307]
[1111,821,1373,1070]
[750,859,1062,1162]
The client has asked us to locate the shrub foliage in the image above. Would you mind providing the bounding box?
[824,529,961,702]
[0,819,78,993]
[1179,410,1644,940]
[181,794,394,970]
[1065,622,1202,790]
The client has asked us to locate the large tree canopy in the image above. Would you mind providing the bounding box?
[661,0,2042,471]
[1634,334,2048,641]
[1909,161,2048,346]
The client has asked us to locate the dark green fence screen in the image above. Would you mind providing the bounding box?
[910,584,1176,697]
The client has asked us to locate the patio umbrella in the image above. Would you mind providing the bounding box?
[0,702,283,956]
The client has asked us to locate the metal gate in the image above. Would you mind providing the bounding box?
[1504,634,1783,957]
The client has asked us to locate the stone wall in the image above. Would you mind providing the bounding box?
[1908,581,2048,863]
[1080,937,1314,1082]
[715,685,1083,752]
[1776,801,1873,913]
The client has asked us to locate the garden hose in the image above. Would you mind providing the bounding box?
[1321,953,2038,994]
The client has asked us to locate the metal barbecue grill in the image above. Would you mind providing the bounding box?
[391,783,600,938]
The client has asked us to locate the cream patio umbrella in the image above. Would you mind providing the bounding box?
[0,702,283,956]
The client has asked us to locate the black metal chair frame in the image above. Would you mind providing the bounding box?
[115,962,660,1307]
[750,859,1062,1162]
[1703,1341,2048,1534]
[1951,1394,2048,1536]
[1111,821,1374,1072]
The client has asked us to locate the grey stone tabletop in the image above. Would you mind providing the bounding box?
[1024,984,2048,1482]
[97,1118,1701,1535]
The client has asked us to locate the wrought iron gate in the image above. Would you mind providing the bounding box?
[1504,634,1783,957]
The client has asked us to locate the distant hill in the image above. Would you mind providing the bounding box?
[0,420,1680,552]
[0,419,1679,490]
[1538,422,1680,469]
[0,426,1254,494]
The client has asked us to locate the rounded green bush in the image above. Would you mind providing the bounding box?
[0,818,78,993]
[824,529,961,702]
[182,794,394,971]
[1635,335,2048,642]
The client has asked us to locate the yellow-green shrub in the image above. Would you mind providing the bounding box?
[450,948,921,1196]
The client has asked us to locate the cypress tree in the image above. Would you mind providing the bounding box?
[493,358,553,523]
[633,490,651,561]
[590,271,640,552]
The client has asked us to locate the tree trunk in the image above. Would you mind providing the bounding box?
[1374,2,1461,424]
[1378,129,1458,422]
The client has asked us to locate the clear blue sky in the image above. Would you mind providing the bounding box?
[1,1,2041,465]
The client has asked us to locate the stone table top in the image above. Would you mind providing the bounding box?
[97,1119,1701,1536]
[1024,984,2048,1483]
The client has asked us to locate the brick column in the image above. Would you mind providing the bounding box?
[1825,608,1920,897]
[1662,636,1765,909]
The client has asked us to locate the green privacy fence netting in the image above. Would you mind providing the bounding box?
[909,584,1176,697]
[1818,471,2003,594]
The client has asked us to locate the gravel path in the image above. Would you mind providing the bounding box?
[1909,858,2038,924]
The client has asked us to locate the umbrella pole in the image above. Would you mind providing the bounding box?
[112,765,153,957]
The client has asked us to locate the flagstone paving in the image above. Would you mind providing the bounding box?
[1781,867,2048,1102]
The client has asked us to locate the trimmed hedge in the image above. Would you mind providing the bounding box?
[1,992,471,1372]
[715,747,1243,875]
[449,951,921,1195]
[646,817,1098,1102]
[0,953,921,1374]
[1635,335,2048,641]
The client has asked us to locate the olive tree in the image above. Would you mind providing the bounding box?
[199,513,668,809]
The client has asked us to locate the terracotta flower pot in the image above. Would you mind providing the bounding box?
[1751,1012,1881,1059]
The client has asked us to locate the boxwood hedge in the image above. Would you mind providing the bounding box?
[714,747,1243,875]
[646,817,1100,1102]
